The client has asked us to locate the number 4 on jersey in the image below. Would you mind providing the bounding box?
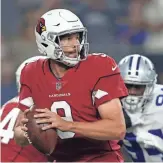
[0,108,20,144]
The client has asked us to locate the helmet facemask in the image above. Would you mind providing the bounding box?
[122,81,156,112]
[43,28,89,67]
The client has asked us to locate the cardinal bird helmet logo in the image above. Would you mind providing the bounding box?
[36,18,46,35]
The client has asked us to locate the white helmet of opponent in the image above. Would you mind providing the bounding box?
[118,54,157,112]
[15,56,47,92]
[35,9,89,67]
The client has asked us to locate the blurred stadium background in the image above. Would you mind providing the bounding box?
[1,0,163,105]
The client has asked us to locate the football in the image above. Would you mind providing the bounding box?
[26,105,58,155]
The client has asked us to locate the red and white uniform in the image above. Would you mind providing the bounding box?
[0,97,48,162]
[18,54,128,162]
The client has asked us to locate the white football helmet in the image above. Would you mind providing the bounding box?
[15,56,47,92]
[35,9,89,67]
[118,54,157,112]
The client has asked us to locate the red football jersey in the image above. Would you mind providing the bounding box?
[0,97,48,162]
[18,54,128,162]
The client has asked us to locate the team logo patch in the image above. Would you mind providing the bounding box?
[36,18,46,35]
[56,82,62,90]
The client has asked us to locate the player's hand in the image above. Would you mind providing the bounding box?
[20,109,30,132]
[34,108,72,131]
[14,109,32,145]
[20,109,32,144]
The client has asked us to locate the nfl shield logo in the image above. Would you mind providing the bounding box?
[56,82,62,90]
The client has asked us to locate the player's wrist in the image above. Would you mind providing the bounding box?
[67,121,76,131]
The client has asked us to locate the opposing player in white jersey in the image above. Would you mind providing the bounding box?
[118,54,163,162]
[0,56,49,162]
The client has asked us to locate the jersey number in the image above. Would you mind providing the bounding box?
[51,101,75,139]
[92,53,108,57]
[156,88,163,106]
[0,108,20,144]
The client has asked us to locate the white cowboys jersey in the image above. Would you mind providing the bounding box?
[123,84,163,162]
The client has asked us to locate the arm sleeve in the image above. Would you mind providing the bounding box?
[93,73,128,108]
[17,67,34,111]
[92,56,128,108]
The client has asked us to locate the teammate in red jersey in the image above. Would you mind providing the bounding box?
[14,9,128,162]
[0,56,48,162]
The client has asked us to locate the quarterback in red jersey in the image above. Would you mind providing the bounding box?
[0,56,48,162]
[14,9,128,162]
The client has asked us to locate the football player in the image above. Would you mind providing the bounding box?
[0,56,48,162]
[14,9,128,162]
[118,54,163,162]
